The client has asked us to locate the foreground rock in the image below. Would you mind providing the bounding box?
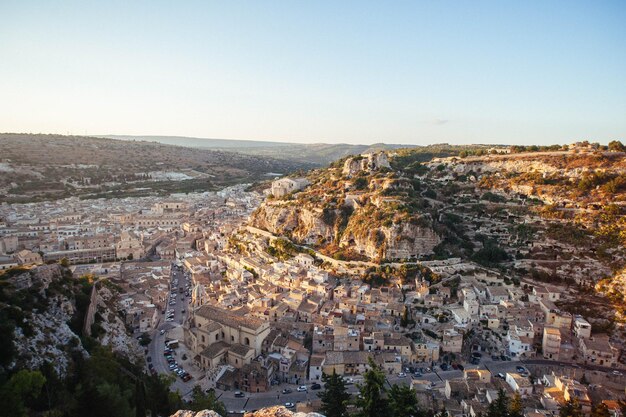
[170,411,222,417]
[244,407,324,417]
[170,407,324,417]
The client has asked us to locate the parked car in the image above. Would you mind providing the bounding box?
[297,385,307,392]
[284,403,295,409]
[398,372,406,378]
[311,383,322,390]
[282,388,292,394]
[234,391,245,398]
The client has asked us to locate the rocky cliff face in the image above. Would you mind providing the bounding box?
[2,264,143,377]
[94,285,144,363]
[5,265,88,377]
[250,151,441,262]
[431,152,626,179]
[251,204,334,245]
[428,151,626,205]
[339,220,440,260]
[250,199,440,262]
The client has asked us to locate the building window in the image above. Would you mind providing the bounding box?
[231,335,234,342]
[245,337,250,346]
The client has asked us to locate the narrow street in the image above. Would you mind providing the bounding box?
[147,264,197,395]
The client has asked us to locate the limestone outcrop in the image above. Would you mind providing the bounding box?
[250,150,441,262]
[7,265,88,377]
[170,411,223,417]
[170,407,325,417]
[244,406,324,417]
[250,201,439,261]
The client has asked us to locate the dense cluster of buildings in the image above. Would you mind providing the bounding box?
[2,175,624,413]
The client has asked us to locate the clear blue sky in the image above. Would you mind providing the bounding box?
[1,1,624,145]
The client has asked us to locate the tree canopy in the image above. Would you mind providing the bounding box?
[319,370,351,417]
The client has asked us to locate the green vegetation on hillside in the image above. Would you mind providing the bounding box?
[0,265,226,417]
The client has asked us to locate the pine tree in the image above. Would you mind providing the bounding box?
[509,392,523,417]
[388,384,422,417]
[134,380,146,417]
[487,389,510,417]
[355,358,388,417]
[188,385,226,416]
[401,306,409,327]
[318,370,350,417]
[559,398,583,417]
[590,403,611,417]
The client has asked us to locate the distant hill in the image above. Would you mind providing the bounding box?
[0,133,314,203]
[100,135,291,149]
[97,135,412,165]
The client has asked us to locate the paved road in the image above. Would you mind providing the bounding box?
[217,369,455,413]
[147,265,195,394]
[520,358,622,374]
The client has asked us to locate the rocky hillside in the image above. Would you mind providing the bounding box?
[250,152,442,262]
[0,264,89,377]
[250,146,626,326]
[596,268,626,323]
[424,147,626,327]
[429,150,626,206]
[0,264,142,377]
[91,283,144,363]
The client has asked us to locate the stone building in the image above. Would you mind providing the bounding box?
[186,305,271,370]
[116,231,145,260]
[270,178,310,198]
